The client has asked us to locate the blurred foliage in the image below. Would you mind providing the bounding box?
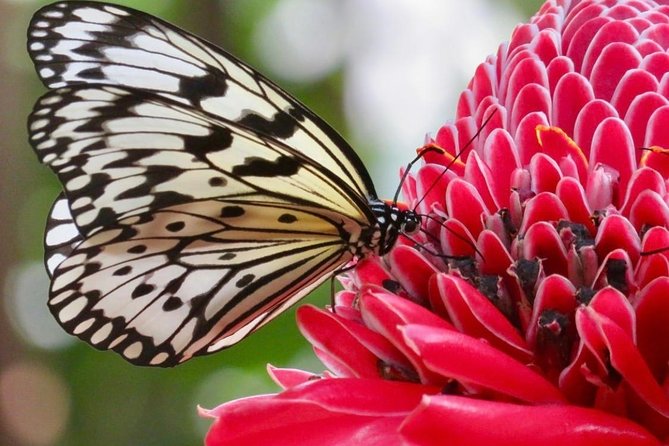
[2,0,541,444]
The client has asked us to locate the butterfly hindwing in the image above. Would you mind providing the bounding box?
[28,1,375,201]
[49,199,354,366]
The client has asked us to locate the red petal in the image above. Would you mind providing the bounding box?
[516,112,550,164]
[636,243,669,290]
[268,365,320,390]
[456,89,476,120]
[360,290,454,385]
[434,274,532,362]
[414,163,455,215]
[526,274,577,348]
[477,229,514,276]
[530,29,560,66]
[439,218,477,257]
[400,395,661,446]
[630,190,669,231]
[519,192,569,235]
[626,93,669,149]
[636,277,669,379]
[470,62,496,104]
[553,72,595,138]
[388,246,439,304]
[510,84,552,136]
[529,153,562,193]
[595,215,641,264]
[203,378,436,446]
[611,69,659,118]
[578,306,669,419]
[482,129,520,209]
[641,22,669,49]
[590,42,642,101]
[352,257,400,296]
[619,167,666,217]
[508,24,537,55]
[589,287,635,339]
[500,49,536,103]
[546,56,575,94]
[402,325,563,403]
[640,226,669,257]
[523,221,569,276]
[464,151,498,212]
[562,3,606,55]
[445,179,489,236]
[566,16,612,72]
[640,51,669,81]
[573,99,619,160]
[589,117,637,205]
[646,105,669,150]
[556,177,596,234]
[297,306,381,379]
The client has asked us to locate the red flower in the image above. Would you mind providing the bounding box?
[203,1,669,444]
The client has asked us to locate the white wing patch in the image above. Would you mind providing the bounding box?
[44,194,83,277]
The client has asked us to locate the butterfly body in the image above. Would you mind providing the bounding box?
[28,1,419,366]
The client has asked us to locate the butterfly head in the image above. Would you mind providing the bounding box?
[370,200,422,255]
[400,210,421,236]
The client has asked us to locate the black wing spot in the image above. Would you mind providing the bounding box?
[232,155,300,177]
[221,206,245,218]
[180,71,227,100]
[237,110,298,139]
[113,265,132,276]
[235,274,254,288]
[85,290,102,301]
[163,296,183,311]
[278,213,297,224]
[219,252,236,260]
[183,126,233,155]
[128,244,147,254]
[166,221,185,232]
[78,66,106,81]
[209,176,227,187]
[132,283,155,298]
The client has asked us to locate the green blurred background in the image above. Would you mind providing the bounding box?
[0,0,542,444]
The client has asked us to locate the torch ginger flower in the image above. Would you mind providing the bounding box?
[203,0,669,444]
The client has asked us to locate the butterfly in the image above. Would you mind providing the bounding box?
[27,1,422,366]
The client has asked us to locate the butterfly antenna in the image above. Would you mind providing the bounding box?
[413,110,498,211]
[404,231,475,261]
[392,145,445,205]
[640,246,669,256]
[417,213,484,260]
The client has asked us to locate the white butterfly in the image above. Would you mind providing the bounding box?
[27,1,420,366]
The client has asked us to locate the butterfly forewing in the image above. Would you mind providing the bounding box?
[29,85,372,236]
[28,1,375,201]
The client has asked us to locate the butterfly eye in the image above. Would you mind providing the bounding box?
[401,212,421,236]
